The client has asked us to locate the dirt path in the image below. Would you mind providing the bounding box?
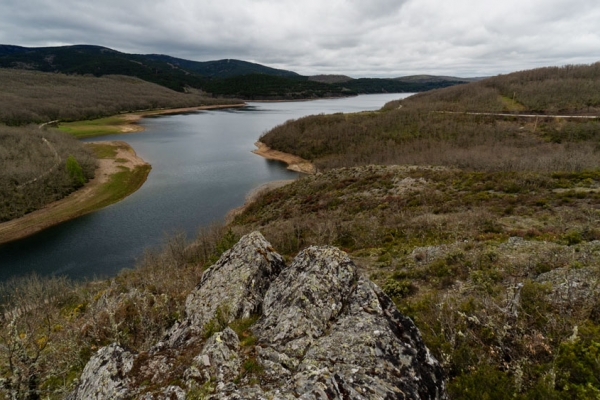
[0,141,149,244]
[252,141,316,174]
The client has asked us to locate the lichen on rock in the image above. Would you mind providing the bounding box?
[69,231,447,399]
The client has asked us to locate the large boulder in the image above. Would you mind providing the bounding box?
[66,343,135,400]
[69,232,447,399]
[252,246,446,399]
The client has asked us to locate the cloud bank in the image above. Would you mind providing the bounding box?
[1,0,599,77]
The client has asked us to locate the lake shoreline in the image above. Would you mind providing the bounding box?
[121,103,247,132]
[252,141,316,174]
[0,141,150,244]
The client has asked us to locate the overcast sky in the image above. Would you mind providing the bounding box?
[1,0,599,78]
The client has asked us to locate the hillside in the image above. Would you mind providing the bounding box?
[0,68,241,125]
[260,62,600,170]
[3,62,600,398]
[394,74,483,83]
[241,62,600,398]
[0,68,241,223]
[308,74,354,83]
[144,54,299,78]
[0,44,471,98]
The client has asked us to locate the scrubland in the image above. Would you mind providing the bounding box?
[3,63,600,399]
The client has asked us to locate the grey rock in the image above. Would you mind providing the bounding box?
[153,231,285,352]
[71,232,447,400]
[185,327,241,384]
[255,246,446,399]
[67,343,135,400]
[138,385,186,400]
[255,246,358,358]
[185,231,285,330]
[537,266,600,306]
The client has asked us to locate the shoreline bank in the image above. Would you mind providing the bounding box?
[59,103,247,138]
[0,141,150,244]
[121,103,247,131]
[252,141,316,174]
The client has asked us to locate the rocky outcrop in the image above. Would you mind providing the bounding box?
[67,343,135,400]
[69,232,447,399]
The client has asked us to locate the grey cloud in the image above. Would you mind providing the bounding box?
[0,0,599,77]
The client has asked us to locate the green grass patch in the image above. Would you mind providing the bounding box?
[59,116,130,138]
[499,95,526,112]
[92,165,151,211]
[87,143,118,158]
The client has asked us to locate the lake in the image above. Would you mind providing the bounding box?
[0,93,413,281]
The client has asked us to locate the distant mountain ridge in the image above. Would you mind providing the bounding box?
[0,44,474,98]
[394,74,485,83]
[0,44,298,92]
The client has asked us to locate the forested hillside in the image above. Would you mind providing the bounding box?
[0,69,241,125]
[0,125,96,222]
[261,62,600,170]
[0,44,471,98]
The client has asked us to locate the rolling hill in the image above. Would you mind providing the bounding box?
[0,44,472,98]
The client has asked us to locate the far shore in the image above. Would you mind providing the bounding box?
[120,103,247,132]
[58,103,247,138]
[0,141,150,244]
[1,104,310,244]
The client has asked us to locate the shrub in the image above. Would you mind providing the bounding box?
[66,154,86,186]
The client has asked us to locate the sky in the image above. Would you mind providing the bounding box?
[1,0,599,78]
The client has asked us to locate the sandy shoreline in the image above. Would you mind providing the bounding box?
[120,103,246,133]
[0,141,149,244]
[252,141,316,174]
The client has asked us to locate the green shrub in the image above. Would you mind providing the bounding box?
[382,278,415,299]
[66,154,86,186]
[448,365,515,400]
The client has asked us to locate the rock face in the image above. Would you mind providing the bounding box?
[70,232,447,399]
[67,343,135,400]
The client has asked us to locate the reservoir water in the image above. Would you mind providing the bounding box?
[0,93,413,281]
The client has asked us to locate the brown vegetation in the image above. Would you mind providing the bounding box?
[260,63,600,172]
[0,141,149,244]
[3,62,600,399]
[0,125,96,222]
[0,68,242,125]
[0,225,237,399]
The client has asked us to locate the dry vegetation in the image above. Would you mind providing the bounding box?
[0,68,242,125]
[261,63,600,172]
[3,62,600,399]
[0,225,237,399]
[0,125,96,222]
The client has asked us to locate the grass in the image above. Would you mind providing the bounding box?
[0,142,151,244]
[90,164,151,211]
[87,142,119,158]
[499,95,526,112]
[58,116,132,138]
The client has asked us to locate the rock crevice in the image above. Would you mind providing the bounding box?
[70,232,447,399]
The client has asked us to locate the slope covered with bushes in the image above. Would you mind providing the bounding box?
[0,69,241,125]
[260,63,600,171]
